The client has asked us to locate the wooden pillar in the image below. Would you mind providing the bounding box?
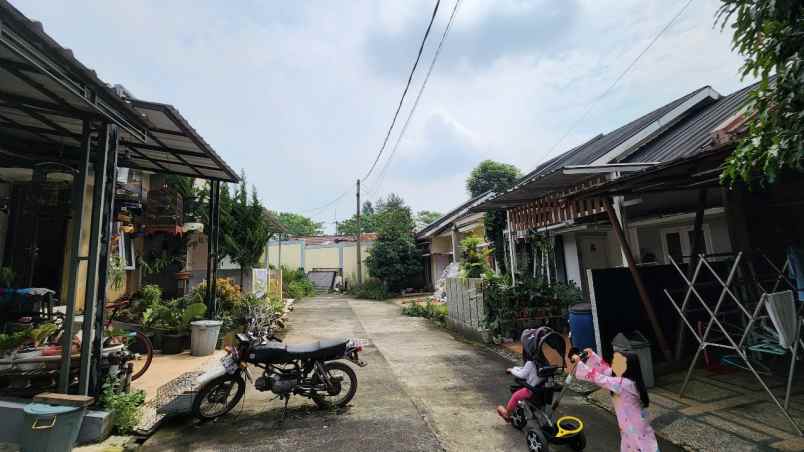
[604,197,673,362]
[674,188,708,360]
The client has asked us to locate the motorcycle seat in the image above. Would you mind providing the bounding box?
[249,338,349,363]
[286,338,349,359]
[249,342,288,363]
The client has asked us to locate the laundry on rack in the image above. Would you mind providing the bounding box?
[765,291,799,349]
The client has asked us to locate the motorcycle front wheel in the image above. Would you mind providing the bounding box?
[311,361,357,409]
[192,374,246,421]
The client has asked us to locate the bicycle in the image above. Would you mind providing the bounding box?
[103,299,153,381]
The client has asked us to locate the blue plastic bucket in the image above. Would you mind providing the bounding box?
[568,303,596,351]
[20,403,86,452]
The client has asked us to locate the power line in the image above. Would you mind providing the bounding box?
[293,0,443,215]
[296,190,348,214]
[367,0,462,199]
[543,0,695,159]
[361,0,442,182]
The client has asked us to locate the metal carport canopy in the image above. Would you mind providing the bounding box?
[472,163,657,211]
[119,100,240,183]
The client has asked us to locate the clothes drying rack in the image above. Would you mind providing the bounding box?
[664,251,803,436]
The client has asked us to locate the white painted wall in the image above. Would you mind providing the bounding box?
[562,232,583,287]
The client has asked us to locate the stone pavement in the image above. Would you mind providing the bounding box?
[142,295,683,451]
[588,365,804,451]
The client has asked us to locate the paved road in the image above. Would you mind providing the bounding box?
[143,296,683,451]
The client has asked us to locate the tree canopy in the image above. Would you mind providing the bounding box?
[465,160,521,275]
[415,210,443,231]
[718,0,804,185]
[276,212,324,237]
[222,176,279,283]
[466,160,521,197]
[336,201,380,236]
[364,194,421,292]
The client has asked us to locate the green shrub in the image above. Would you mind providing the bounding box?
[460,235,491,278]
[349,279,389,300]
[99,376,145,434]
[287,279,315,300]
[401,298,447,325]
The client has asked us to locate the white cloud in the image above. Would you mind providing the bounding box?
[13,0,750,233]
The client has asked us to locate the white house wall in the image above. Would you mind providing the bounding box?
[562,232,583,288]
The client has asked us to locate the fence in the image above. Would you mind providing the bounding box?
[445,277,488,342]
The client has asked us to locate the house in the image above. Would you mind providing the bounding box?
[0,0,239,396]
[472,82,763,367]
[416,192,493,290]
[264,233,377,287]
[475,83,755,299]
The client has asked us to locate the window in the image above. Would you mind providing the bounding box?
[660,224,712,264]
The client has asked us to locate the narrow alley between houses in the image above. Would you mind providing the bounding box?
[142,296,682,452]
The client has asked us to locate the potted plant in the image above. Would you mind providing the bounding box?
[159,301,207,355]
[16,323,58,370]
[0,331,26,370]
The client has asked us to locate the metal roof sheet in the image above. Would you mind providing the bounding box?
[0,1,240,182]
[620,82,756,163]
[477,86,718,210]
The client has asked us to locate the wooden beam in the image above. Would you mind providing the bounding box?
[604,197,673,362]
[674,188,708,360]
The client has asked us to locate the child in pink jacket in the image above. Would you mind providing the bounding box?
[571,349,659,452]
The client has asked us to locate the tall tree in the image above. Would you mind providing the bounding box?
[415,210,443,231]
[466,160,521,197]
[718,1,803,185]
[336,200,380,235]
[276,212,324,237]
[225,176,278,284]
[365,194,421,292]
[465,160,521,275]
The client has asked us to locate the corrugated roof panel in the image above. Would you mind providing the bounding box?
[622,82,756,163]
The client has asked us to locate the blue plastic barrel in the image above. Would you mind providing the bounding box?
[568,303,596,351]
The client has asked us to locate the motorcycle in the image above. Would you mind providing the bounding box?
[192,331,366,421]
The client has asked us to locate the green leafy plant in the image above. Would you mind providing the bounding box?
[401,299,448,325]
[138,250,181,276]
[717,0,804,185]
[29,322,58,346]
[99,376,145,434]
[287,279,315,300]
[460,235,492,278]
[191,278,242,313]
[364,194,421,292]
[0,267,15,288]
[109,255,126,290]
[550,281,583,309]
[0,331,27,354]
[349,279,389,300]
[481,272,518,338]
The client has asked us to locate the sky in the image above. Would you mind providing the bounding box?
[15,0,751,233]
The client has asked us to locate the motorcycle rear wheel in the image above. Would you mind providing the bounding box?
[192,374,246,421]
[312,361,357,409]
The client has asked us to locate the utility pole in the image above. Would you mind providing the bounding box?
[356,179,363,286]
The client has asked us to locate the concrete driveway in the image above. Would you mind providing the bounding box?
[142,296,683,451]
